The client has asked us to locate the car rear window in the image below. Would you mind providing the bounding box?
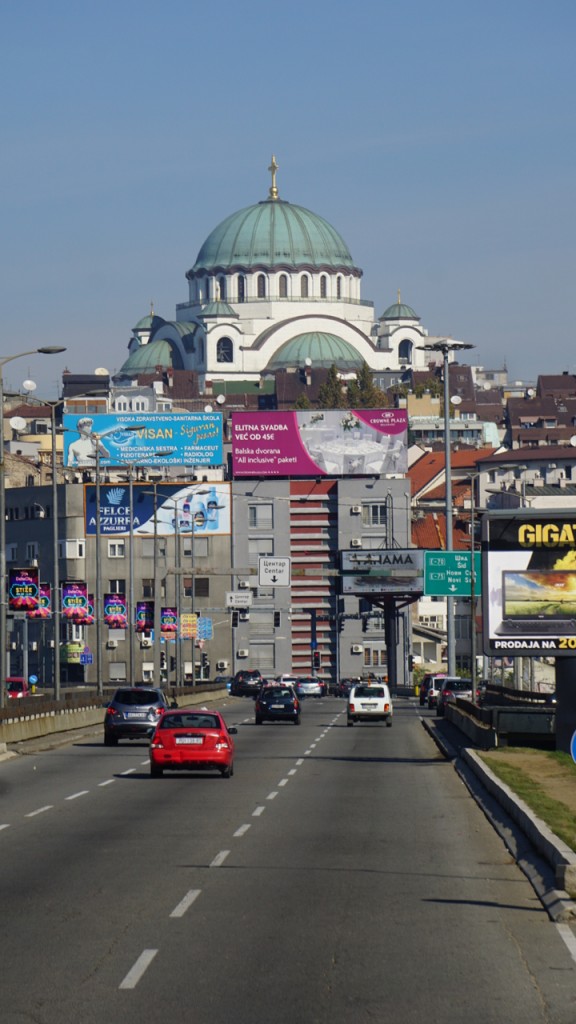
[354,686,385,698]
[161,712,219,729]
[115,689,161,706]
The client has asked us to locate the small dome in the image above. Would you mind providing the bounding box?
[380,300,420,321]
[191,199,357,274]
[118,339,184,377]
[132,313,166,332]
[267,332,364,370]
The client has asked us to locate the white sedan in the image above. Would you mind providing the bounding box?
[347,683,393,726]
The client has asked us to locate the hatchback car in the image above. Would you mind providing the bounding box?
[336,677,357,699]
[295,676,324,698]
[149,709,237,777]
[230,669,264,697]
[6,677,31,699]
[104,686,177,745]
[436,677,473,717]
[347,683,393,726]
[255,685,300,725]
[419,673,445,707]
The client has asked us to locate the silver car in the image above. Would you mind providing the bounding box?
[295,676,324,698]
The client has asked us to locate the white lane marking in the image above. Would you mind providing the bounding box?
[278,779,288,787]
[0,824,10,832]
[557,923,576,963]
[98,779,115,787]
[253,806,265,817]
[210,850,230,867]
[65,791,89,801]
[120,768,136,776]
[267,791,278,801]
[288,769,297,776]
[119,949,158,989]
[141,760,149,765]
[315,736,323,742]
[25,806,53,818]
[304,750,312,756]
[170,889,201,918]
[296,758,304,766]
[309,743,317,749]
[233,824,251,837]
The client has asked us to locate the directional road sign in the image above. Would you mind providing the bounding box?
[424,551,482,596]
[258,556,291,587]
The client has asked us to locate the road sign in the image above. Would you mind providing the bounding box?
[424,551,482,596]
[80,653,93,665]
[258,557,291,587]
[226,591,253,608]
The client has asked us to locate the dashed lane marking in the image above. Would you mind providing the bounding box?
[233,824,251,837]
[253,806,265,816]
[119,949,158,989]
[210,850,230,867]
[65,791,89,801]
[170,889,201,918]
[25,806,53,818]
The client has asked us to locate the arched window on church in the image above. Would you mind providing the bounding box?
[238,275,246,303]
[279,274,288,298]
[336,276,342,299]
[217,337,234,363]
[218,276,227,302]
[320,275,327,298]
[301,275,309,298]
[203,278,210,302]
[257,274,266,298]
[398,339,413,365]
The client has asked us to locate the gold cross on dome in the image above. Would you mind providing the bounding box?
[268,155,279,200]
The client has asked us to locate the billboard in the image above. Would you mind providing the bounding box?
[104,593,128,629]
[482,512,576,655]
[62,581,91,625]
[27,582,52,619]
[63,413,223,468]
[8,567,39,612]
[341,549,424,594]
[84,482,231,536]
[135,601,154,633]
[232,410,408,477]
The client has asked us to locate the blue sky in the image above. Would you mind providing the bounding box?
[2,0,575,394]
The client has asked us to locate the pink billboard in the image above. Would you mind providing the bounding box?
[232,410,408,477]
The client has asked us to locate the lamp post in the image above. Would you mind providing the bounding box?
[417,339,474,675]
[0,347,66,709]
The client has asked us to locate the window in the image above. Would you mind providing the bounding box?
[279,274,288,298]
[217,337,233,362]
[59,540,85,559]
[108,579,126,595]
[398,339,413,364]
[337,276,342,299]
[301,275,309,298]
[142,578,165,599]
[248,537,274,567]
[26,542,39,561]
[320,275,327,298]
[218,276,227,301]
[108,540,125,558]
[238,275,246,302]
[6,543,17,562]
[362,504,388,528]
[249,503,273,529]
[195,577,209,598]
[257,274,266,298]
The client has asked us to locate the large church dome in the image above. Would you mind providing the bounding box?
[190,198,356,273]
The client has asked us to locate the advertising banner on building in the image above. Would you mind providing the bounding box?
[104,593,128,629]
[27,582,52,619]
[84,482,231,536]
[231,409,408,477]
[62,581,91,624]
[8,567,40,612]
[482,511,576,656]
[161,607,178,635]
[135,601,154,633]
[63,412,223,468]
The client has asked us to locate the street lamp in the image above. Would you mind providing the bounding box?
[0,347,66,709]
[417,339,474,675]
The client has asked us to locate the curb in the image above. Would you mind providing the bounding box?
[422,715,576,923]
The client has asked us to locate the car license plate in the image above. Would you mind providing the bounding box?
[271,704,284,710]
[127,712,147,719]
[361,703,376,709]
[176,736,203,745]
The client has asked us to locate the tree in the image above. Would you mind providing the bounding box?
[346,362,388,408]
[317,365,347,408]
[293,392,312,409]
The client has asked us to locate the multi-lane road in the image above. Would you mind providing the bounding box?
[1,695,575,1023]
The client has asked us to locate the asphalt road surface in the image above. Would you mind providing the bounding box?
[1,695,575,1023]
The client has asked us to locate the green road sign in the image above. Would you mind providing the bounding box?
[424,551,482,596]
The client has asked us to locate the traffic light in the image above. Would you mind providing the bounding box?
[313,650,321,670]
[232,611,239,628]
[201,652,209,669]
[408,655,415,672]
[274,611,281,628]
[160,651,167,671]
[170,656,176,672]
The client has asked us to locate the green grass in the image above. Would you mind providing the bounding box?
[479,749,576,853]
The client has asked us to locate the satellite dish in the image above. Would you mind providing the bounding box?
[204,404,214,412]
[450,395,462,405]
[483,382,492,390]
[304,357,312,367]
[570,435,576,448]
[94,367,110,376]
[526,388,535,397]
[22,379,36,392]
[215,394,226,405]
[9,416,27,432]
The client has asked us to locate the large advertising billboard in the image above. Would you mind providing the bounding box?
[84,482,231,536]
[482,512,576,656]
[63,413,223,468]
[232,410,408,477]
[341,549,424,594]
[8,568,39,612]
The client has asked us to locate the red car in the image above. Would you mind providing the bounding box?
[6,677,30,699]
[150,709,237,778]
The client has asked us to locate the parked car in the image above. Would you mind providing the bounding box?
[347,682,393,726]
[419,673,446,707]
[6,677,31,699]
[149,709,237,777]
[254,685,300,725]
[295,676,324,698]
[230,669,264,697]
[104,686,177,745]
[436,677,473,717]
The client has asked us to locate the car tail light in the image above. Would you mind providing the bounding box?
[384,703,390,712]
[215,738,231,750]
[153,706,163,716]
[106,706,119,717]
[349,703,356,713]
[444,690,454,700]
[150,736,164,749]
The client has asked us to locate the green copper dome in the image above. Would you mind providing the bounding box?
[381,300,420,321]
[267,332,363,370]
[191,199,356,273]
[119,339,184,377]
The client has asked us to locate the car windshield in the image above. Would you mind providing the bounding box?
[447,680,471,691]
[354,686,385,698]
[161,713,219,729]
[114,689,161,706]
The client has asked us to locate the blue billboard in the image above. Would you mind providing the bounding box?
[63,413,223,467]
[84,482,231,536]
